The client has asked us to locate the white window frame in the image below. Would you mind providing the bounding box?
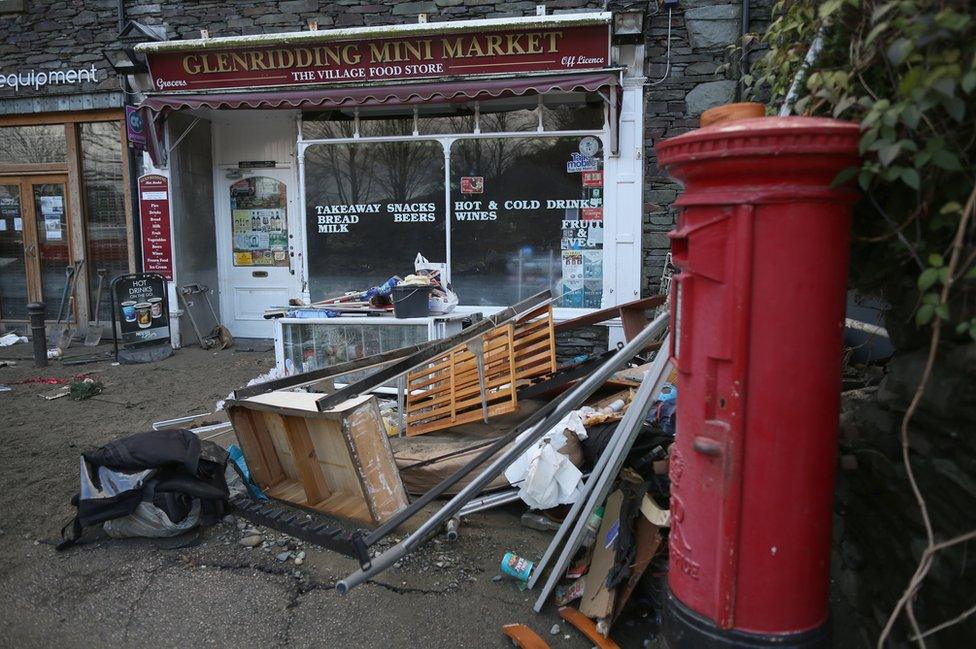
[295,97,613,321]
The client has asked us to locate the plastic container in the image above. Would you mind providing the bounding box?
[501,551,535,581]
[580,505,605,549]
[391,285,431,318]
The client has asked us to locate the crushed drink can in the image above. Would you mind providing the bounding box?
[501,551,534,581]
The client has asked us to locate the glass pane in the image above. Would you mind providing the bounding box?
[358,116,414,137]
[450,136,604,308]
[302,115,356,140]
[81,121,129,321]
[33,183,70,318]
[478,96,539,133]
[417,114,475,136]
[541,93,605,131]
[230,177,288,267]
[0,125,66,164]
[304,140,446,300]
[0,184,27,320]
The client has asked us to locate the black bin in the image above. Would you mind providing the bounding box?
[391,285,431,319]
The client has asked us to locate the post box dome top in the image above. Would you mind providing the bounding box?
[657,116,860,167]
[656,116,861,197]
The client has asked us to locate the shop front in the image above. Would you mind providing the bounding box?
[133,11,645,346]
[0,110,136,332]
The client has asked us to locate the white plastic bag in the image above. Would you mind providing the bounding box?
[504,411,589,510]
[103,500,201,539]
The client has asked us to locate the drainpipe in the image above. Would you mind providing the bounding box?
[737,0,751,101]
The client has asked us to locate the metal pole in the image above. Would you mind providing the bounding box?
[27,302,47,368]
[336,311,668,595]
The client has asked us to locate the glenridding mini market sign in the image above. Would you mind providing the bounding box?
[145,23,610,92]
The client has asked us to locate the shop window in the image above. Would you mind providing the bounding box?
[478,96,540,133]
[449,136,604,308]
[304,140,445,300]
[229,176,289,267]
[541,93,606,131]
[302,116,355,140]
[0,125,66,164]
[80,121,129,321]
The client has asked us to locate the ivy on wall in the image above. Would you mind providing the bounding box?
[746,0,975,346]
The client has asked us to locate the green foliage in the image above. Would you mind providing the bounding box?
[747,0,976,346]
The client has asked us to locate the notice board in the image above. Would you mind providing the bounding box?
[139,174,173,280]
[111,273,171,348]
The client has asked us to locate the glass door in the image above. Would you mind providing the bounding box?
[28,179,71,319]
[0,175,72,323]
[0,183,28,320]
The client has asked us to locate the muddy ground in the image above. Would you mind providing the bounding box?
[0,342,661,648]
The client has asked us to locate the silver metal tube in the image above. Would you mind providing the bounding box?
[458,489,521,516]
[336,312,668,595]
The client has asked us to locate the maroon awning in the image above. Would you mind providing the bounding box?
[140,71,618,113]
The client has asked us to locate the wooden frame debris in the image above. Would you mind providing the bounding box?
[225,392,408,527]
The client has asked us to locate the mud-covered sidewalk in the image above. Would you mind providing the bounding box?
[0,343,658,648]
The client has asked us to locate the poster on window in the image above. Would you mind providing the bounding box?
[39,195,63,241]
[230,177,288,267]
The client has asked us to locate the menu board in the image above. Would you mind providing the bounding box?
[138,174,174,280]
[111,273,171,347]
[230,177,288,267]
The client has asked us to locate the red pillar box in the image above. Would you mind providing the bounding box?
[656,117,860,648]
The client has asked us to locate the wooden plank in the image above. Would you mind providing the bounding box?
[558,608,621,649]
[502,624,551,649]
[280,415,329,506]
[619,303,651,343]
[554,296,665,333]
[64,123,90,331]
[262,411,299,480]
[343,400,409,523]
[227,406,284,488]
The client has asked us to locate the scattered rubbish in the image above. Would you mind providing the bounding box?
[39,386,71,400]
[57,429,231,550]
[549,624,560,635]
[505,410,588,510]
[84,268,108,346]
[47,347,63,359]
[444,517,460,541]
[68,378,103,401]
[0,384,11,393]
[0,333,27,347]
[580,506,605,549]
[521,511,562,532]
[501,551,535,582]
[558,607,620,649]
[579,491,624,619]
[554,577,585,606]
[0,359,17,367]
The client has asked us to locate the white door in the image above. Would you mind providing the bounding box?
[216,170,298,338]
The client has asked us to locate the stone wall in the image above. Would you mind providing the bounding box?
[641,0,772,293]
[2,0,765,298]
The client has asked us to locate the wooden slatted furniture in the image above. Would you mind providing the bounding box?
[512,303,558,385]
[225,391,408,527]
[404,324,519,436]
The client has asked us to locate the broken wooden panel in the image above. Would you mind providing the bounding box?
[512,303,557,384]
[405,324,518,436]
[225,391,408,527]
